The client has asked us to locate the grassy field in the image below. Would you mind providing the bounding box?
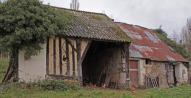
[0,60,191,98]
[0,84,191,98]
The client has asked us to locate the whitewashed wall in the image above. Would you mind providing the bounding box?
[175,62,188,85]
[18,44,47,82]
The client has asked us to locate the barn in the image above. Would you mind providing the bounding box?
[117,22,189,88]
[18,8,131,88]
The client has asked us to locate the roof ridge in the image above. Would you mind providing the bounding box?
[49,5,108,17]
[116,22,154,32]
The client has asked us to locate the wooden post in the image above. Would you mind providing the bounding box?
[72,48,76,77]
[66,40,70,76]
[76,40,82,83]
[46,38,49,75]
[59,38,63,75]
[53,39,56,75]
[124,43,130,86]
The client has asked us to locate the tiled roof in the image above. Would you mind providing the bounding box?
[54,7,130,42]
[117,22,187,62]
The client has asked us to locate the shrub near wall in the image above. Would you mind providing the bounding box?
[36,80,81,91]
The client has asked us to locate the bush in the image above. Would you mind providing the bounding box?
[155,29,191,60]
[36,80,81,91]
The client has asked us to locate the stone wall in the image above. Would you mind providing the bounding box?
[137,59,188,88]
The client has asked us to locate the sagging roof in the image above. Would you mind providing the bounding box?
[117,22,187,62]
[53,7,130,43]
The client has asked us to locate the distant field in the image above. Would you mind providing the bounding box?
[1,60,191,98]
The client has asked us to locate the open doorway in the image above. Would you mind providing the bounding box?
[82,41,124,88]
[166,62,177,87]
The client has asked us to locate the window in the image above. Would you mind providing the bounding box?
[145,59,151,65]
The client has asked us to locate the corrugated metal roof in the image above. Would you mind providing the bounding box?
[53,7,130,42]
[117,22,187,62]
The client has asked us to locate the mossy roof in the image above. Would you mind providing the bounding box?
[54,7,131,43]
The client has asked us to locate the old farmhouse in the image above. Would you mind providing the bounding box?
[117,22,189,88]
[18,8,131,89]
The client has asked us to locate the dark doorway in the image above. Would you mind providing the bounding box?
[82,41,122,87]
[172,65,177,86]
[166,63,177,87]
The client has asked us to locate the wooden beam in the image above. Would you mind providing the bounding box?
[59,38,63,75]
[66,40,70,76]
[124,44,130,84]
[46,38,49,75]
[76,40,82,82]
[72,48,76,77]
[66,38,77,52]
[53,38,56,75]
[47,75,75,80]
[80,41,92,64]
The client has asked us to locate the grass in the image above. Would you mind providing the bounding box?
[0,59,191,98]
[1,84,191,98]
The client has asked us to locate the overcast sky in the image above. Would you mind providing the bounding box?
[42,0,191,37]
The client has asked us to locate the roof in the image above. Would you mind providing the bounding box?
[53,7,130,42]
[117,22,187,62]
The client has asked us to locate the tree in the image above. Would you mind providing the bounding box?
[0,0,72,82]
[181,18,191,47]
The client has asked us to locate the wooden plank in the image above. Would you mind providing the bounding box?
[56,38,60,75]
[61,38,67,75]
[69,43,73,76]
[46,38,49,75]
[67,39,78,77]
[80,41,92,64]
[80,40,89,57]
[53,38,56,75]
[66,38,77,52]
[59,38,63,75]
[76,40,82,82]
[124,44,130,82]
[66,40,70,76]
[48,38,54,74]
[72,46,76,77]
[75,50,78,77]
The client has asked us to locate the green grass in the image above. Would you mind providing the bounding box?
[0,59,9,82]
[1,84,191,98]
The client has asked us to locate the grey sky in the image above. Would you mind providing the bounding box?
[42,0,191,37]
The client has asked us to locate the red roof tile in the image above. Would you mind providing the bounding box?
[117,22,187,62]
